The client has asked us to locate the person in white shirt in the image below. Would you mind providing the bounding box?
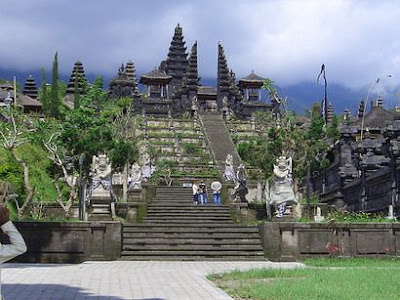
[0,205,27,299]
[211,181,222,204]
[192,183,199,205]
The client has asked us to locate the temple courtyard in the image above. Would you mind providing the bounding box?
[2,261,302,300]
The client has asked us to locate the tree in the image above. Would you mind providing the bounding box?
[81,76,108,109]
[50,52,60,118]
[60,79,114,175]
[42,132,78,218]
[107,97,139,200]
[0,110,35,218]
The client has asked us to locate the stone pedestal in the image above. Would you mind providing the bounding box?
[230,202,249,223]
[271,205,297,222]
[127,189,143,202]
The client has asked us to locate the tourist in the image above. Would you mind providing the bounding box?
[211,181,222,204]
[192,182,199,205]
[199,181,208,204]
[0,204,27,298]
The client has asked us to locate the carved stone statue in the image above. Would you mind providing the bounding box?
[222,95,228,109]
[87,154,112,203]
[232,164,248,203]
[128,162,142,190]
[267,156,297,218]
[191,95,198,112]
[141,153,155,182]
[224,154,235,182]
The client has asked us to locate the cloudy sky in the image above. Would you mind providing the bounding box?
[1,0,400,92]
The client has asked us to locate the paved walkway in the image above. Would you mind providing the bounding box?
[2,261,303,300]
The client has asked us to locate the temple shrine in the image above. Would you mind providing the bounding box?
[64,61,87,108]
[23,75,38,99]
[108,23,275,119]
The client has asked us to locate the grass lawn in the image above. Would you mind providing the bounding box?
[209,258,400,300]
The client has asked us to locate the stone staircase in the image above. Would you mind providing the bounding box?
[121,187,265,261]
[200,114,241,175]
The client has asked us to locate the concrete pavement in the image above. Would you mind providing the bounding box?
[2,261,304,300]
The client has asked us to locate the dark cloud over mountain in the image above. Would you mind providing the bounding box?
[1,0,400,111]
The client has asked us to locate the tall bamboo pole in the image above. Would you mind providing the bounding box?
[13,76,17,109]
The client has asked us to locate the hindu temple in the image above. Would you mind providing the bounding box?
[107,23,275,119]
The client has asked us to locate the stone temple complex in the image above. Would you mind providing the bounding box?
[106,23,275,118]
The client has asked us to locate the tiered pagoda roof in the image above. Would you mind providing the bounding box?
[228,69,242,104]
[217,42,231,99]
[140,68,172,85]
[23,75,38,99]
[185,41,199,94]
[174,41,199,98]
[238,71,265,88]
[165,24,188,96]
[0,88,42,113]
[66,61,87,94]
[109,61,141,99]
[125,61,140,96]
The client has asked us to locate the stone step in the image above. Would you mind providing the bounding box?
[155,192,193,195]
[92,202,110,206]
[146,211,230,215]
[92,209,111,214]
[119,256,266,261]
[152,196,194,200]
[92,203,110,207]
[142,219,234,224]
[146,213,230,217]
[147,207,229,212]
[150,201,222,205]
[144,217,231,222]
[121,250,265,257]
[123,232,261,239]
[150,201,200,204]
[155,189,194,192]
[123,244,263,251]
[90,198,113,204]
[143,218,233,223]
[123,224,259,231]
[123,238,262,244]
[121,184,264,261]
[89,214,112,221]
[149,203,227,207]
[200,114,241,173]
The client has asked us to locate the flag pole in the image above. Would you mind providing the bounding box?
[13,76,17,109]
[317,64,328,124]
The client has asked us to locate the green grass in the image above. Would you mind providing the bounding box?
[302,257,400,267]
[209,258,400,300]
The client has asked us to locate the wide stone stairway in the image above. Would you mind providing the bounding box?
[200,114,241,173]
[121,187,265,261]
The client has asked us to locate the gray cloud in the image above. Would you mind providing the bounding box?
[1,0,400,92]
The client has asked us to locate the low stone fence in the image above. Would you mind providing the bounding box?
[4,221,121,263]
[259,222,400,261]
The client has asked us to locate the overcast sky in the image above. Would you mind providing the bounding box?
[1,0,400,92]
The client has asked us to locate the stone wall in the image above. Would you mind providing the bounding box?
[259,222,400,261]
[4,221,122,263]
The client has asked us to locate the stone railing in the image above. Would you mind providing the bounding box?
[5,221,122,263]
[258,222,400,261]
